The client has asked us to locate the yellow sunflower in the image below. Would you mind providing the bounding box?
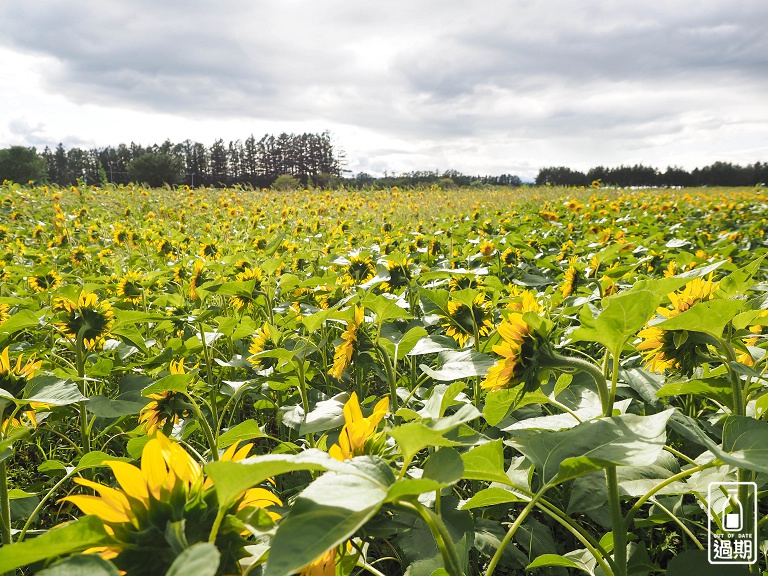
[60,432,282,573]
[329,305,364,380]
[636,277,719,374]
[248,324,279,370]
[116,270,146,305]
[53,291,115,350]
[229,267,265,311]
[380,259,412,293]
[29,269,62,292]
[328,392,389,461]
[482,291,544,392]
[442,294,494,348]
[138,360,192,435]
[560,256,579,298]
[341,255,375,286]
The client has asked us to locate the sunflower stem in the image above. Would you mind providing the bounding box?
[484,484,548,576]
[75,327,91,462]
[377,344,399,425]
[0,460,11,548]
[546,353,611,417]
[188,396,218,461]
[606,466,627,576]
[398,500,464,576]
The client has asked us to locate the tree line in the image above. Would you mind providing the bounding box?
[13,131,344,188]
[535,162,768,188]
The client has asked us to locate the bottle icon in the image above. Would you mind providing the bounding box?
[721,487,743,532]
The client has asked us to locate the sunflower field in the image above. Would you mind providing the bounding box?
[0,181,766,575]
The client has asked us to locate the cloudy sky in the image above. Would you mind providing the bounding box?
[1,1,767,180]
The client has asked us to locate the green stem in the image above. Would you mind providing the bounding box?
[648,497,704,550]
[547,353,611,417]
[398,500,464,576]
[377,344,399,424]
[484,485,548,576]
[198,322,219,428]
[188,396,219,461]
[605,466,626,576]
[75,328,91,458]
[0,461,10,548]
[17,467,80,542]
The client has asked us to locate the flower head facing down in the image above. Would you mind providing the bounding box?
[636,277,719,375]
[53,291,115,350]
[329,392,389,461]
[248,323,279,370]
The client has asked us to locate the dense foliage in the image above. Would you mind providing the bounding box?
[0,181,766,575]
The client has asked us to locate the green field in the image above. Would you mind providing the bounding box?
[0,182,766,575]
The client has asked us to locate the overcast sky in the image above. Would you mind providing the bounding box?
[1,1,767,180]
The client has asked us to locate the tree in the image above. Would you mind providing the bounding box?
[0,146,47,183]
[127,153,184,186]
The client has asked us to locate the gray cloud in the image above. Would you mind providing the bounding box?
[1,0,767,177]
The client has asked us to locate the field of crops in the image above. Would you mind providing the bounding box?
[0,181,766,575]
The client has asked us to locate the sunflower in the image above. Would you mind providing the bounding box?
[53,291,115,350]
[328,392,389,461]
[229,267,265,311]
[29,269,62,292]
[482,291,545,393]
[0,304,9,326]
[116,270,146,305]
[342,255,375,286]
[0,346,42,399]
[442,294,494,348]
[70,246,88,266]
[60,432,282,574]
[138,360,192,435]
[560,257,579,298]
[189,260,212,300]
[736,310,768,366]
[199,241,219,260]
[448,274,484,292]
[329,306,364,380]
[0,347,44,430]
[248,324,279,370]
[379,259,412,293]
[478,240,495,257]
[636,277,719,375]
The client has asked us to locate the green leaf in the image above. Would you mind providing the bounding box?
[25,376,86,406]
[142,373,194,397]
[482,388,517,427]
[205,449,350,508]
[76,451,129,472]
[423,448,463,485]
[659,299,745,338]
[265,471,388,576]
[388,404,481,464]
[407,334,457,356]
[218,420,267,448]
[365,294,412,323]
[420,349,495,382]
[422,382,466,419]
[459,487,525,510]
[0,309,40,335]
[666,549,749,576]
[37,555,119,576]
[109,325,148,353]
[571,289,660,357]
[721,416,768,473]
[165,542,220,576]
[0,516,110,572]
[460,440,512,485]
[526,553,586,572]
[507,410,675,484]
[86,394,147,418]
[656,378,733,409]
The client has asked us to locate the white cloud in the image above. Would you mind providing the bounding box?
[1,0,767,180]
